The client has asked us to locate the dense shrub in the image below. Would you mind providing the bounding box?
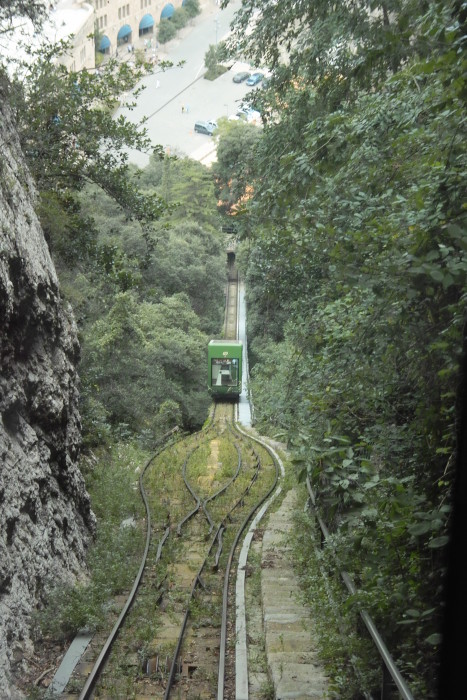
[157,17,176,44]
[183,0,200,19]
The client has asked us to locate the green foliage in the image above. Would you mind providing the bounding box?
[226,0,466,695]
[183,0,200,19]
[4,38,168,296]
[204,42,228,80]
[292,502,381,698]
[74,157,225,334]
[46,153,227,446]
[138,154,220,231]
[0,0,46,38]
[3,30,225,449]
[157,17,177,44]
[157,1,200,43]
[2,37,229,448]
[37,190,99,265]
[212,120,262,212]
[171,8,189,30]
[145,220,225,333]
[9,45,163,219]
[80,291,211,441]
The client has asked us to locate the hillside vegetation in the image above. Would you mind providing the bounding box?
[216,0,466,696]
[3,39,227,444]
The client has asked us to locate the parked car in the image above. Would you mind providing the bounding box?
[246,72,263,85]
[194,120,215,135]
[236,107,261,124]
[232,71,251,83]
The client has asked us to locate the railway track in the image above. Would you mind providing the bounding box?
[66,407,279,699]
[61,253,284,699]
[224,266,239,341]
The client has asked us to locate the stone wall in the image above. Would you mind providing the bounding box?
[0,87,95,697]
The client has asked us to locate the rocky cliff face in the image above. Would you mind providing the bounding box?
[0,90,96,697]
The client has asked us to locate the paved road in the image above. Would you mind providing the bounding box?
[116,0,260,167]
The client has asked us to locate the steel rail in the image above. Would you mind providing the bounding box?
[205,443,242,503]
[163,521,225,700]
[78,429,179,700]
[163,417,274,700]
[217,423,281,700]
[179,438,243,534]
[224,268,239,341]
[214,526,225,569]
[306,477,415,700]
[79,424,229,699]
[176,504,201,535]
[227,425,261,485]
[175,447,204,533]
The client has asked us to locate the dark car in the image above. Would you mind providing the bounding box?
[232,71,251,83]
[246,72,263,86]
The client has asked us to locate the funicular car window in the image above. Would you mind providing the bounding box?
[211,358,238,386]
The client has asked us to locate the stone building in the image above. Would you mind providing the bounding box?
[93,0,185,57]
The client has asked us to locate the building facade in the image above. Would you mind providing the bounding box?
[49,0,186,73]
[93,0,184,56]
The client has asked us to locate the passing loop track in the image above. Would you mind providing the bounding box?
[74,408,282,700]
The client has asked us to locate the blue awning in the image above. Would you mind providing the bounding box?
[160,3,175,19]
[139,14,154,30]
[117,24,132,40]
[99,35,110,51]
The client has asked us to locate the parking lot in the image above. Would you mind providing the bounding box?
[120,60,259,167]
[116,1,265,167]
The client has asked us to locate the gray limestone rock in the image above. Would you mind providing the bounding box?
[0,86,96,696]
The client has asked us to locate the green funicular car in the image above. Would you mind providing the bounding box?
[208,340,243,399]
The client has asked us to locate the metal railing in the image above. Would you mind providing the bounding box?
[306,477,415,700]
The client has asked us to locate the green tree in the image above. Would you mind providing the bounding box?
[0,0,46,36]
[148,221,225,334]
[139,155,220,230]
[204,41,228,79]
[212,120,262,212]
[157,18,177,44]
[81,291,210,440]
[9,44,165,222]
[183,0,200,19]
